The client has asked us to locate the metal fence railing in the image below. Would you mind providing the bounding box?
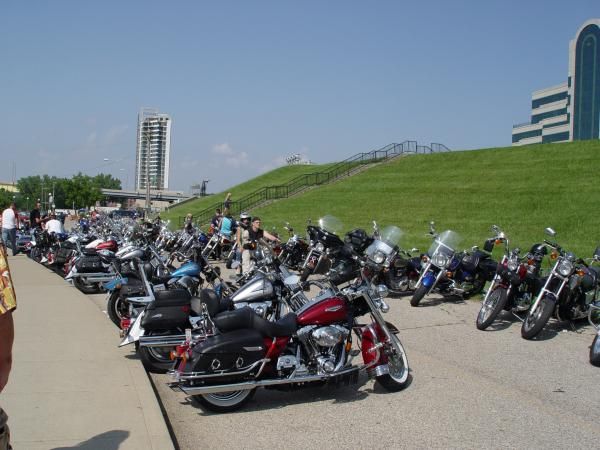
[180,140,450,227]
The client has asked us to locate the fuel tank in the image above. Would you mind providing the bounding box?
[230,275,274,303]
[97,240,118,252]
[171,261,201,278]
[297,296,348,326]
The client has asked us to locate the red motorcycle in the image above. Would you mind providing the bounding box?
[169,245,410,412]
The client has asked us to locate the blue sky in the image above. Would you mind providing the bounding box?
[1,1,597,193]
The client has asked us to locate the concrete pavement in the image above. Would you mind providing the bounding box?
[1,255,174,450]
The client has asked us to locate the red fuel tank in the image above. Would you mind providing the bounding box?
[96,240,118,252]
[297,296,348,326]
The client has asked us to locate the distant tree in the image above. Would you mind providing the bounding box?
[92,173,122,190]
[0,189,14,208]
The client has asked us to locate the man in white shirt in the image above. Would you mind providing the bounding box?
[45,213,64,235]
[1,203,19,256]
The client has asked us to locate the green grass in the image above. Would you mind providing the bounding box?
[249,140,600,259]
[162,163,336,224]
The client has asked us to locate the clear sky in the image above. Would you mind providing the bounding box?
[1,1,597,193]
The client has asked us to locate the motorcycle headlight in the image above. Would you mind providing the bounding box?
[507,259,519,272]
[432,253,449,268]
[557,260,573,277]
[315,242,325,252]
[372,251,385,264]
[376,284,389,299]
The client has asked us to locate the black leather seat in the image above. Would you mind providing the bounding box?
[82,248,98,256]
[213,307,297,338]
[153,288,191,307]
[190,289,232,316]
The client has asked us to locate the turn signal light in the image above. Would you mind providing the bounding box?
[577,269,586,276]
[446,271,453,278]
[550,250,558,260]
[120,318,131,330]
[495,239,502,245]
[345,341,352,352]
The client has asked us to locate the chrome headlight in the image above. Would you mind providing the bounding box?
[507,259,519,272]
[315,242,325,252]
[557,259,573,277]
[432,253,449,268]
[376,284,389,299]
[372,251,385,264]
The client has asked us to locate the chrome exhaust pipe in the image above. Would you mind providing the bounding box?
[138,334,186,348]
[177,365,361,395]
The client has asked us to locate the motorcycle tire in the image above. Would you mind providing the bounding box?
[139,331,177,373]
[30,247,42,263]
[521,295,554,340]
[376,334,410,391]
[194,388,256,413]
[73,277,101,295]
[107,291,128,328]
[410,285,428,307]
[590,334,600,367]
[476,288,508,330]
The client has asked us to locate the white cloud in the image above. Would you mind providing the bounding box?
[211,143,250,169]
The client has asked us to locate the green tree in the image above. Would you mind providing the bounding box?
[92,173,122,190]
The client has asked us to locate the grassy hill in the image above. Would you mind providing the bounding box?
[248,140,600,258]
[162,163,335,223]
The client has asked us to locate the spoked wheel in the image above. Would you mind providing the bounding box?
[521,296,554,340]
[138,331,177,373]
[410,285,428,307]
[590,334,600,367]
[194,389,256,413]
[73,277,100,294]
[376,334,409,391]
[476,288,508,330]
[107,291,128,327]
[30,247,42,262]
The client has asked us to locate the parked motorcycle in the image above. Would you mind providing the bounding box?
[276,223,309,271]
[476,226,547,330]
[410,223,497,307]
[169,237,409,413]
[299,215,346,283]
[521,228,600,339]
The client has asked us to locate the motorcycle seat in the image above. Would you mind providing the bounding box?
[153,288,191,307]
[213,307,297,338]
[82,248,98,256]
[191,289,231,317]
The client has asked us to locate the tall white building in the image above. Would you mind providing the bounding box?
[512,19,600,145]
[135,108,172,190]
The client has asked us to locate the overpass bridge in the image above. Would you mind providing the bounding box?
[100,188,191,204]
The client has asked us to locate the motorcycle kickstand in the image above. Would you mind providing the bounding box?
[511,311,525,322]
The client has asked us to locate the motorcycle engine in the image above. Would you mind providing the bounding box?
[297,325,350,374]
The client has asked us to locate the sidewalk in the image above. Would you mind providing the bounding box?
[1,256,174,450]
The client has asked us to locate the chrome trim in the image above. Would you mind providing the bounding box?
[138,334,186,348]
[177,359,268,381]
[372,364,389,377]
[177,363,366,395]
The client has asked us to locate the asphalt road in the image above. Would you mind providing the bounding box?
[87,269,600,450]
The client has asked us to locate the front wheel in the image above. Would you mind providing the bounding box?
[476,287,508,330]
[521,295,554,340]
[590,334,600,367]
[194,389,256,413]
[410,285,428,307]
[376,334,409,391]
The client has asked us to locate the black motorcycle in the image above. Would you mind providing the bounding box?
[521,228,600,340]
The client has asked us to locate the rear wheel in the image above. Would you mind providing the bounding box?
[376,334,409,391]
[194,389,256,413]
[410,285,428,307]
[138,331,176,373]
[73,276,100,294]
[590,334,600,367]
[521,296,554,340]
[476,287,508,330]
[107,291,128,327]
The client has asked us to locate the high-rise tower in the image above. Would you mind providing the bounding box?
[135,108,172,190]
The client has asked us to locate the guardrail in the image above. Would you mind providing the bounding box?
[180,140,450,227]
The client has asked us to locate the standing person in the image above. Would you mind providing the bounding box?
[209,208,222,235]
[29,201,42,231]
[231,212,251,272]
[241,216,279,274]
[223,192,232,211]
[1,203,19,256]
[0,242,17,449]
[183,213,194,234]
[216,209,235,260]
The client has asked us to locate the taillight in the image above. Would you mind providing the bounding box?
[120,318,131,330]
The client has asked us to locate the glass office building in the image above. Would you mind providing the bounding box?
[512,19,600,145]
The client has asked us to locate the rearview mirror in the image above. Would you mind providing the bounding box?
[544,227,556,237]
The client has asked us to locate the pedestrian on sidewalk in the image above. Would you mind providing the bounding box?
[1,203,19,256]
[0,243,17,449]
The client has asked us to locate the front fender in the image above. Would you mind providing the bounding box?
[422,271,437,288]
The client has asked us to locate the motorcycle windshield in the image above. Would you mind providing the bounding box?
[428,230,461,258]
[365,225,403,258]
[318,215,344,235]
